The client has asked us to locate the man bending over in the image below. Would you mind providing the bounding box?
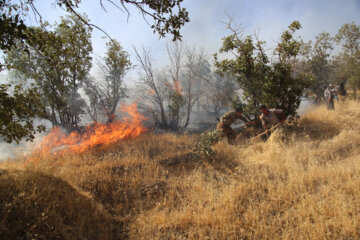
[259,105,285,134]
[217,106,254,144]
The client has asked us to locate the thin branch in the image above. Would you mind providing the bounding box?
[120,1,131,22]
[100,0,107,12]
[130,1,163,21]
[223,11,244,42]
[62,1,114,41]
[29,2,43,24]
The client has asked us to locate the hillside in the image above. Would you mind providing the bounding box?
[1,100,360,239]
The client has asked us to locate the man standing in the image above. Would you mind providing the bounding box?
[329,84,339,102]
[216,106,253,144]
[323,85,334,110]
[259,105,285,134]
[337,81,347,101]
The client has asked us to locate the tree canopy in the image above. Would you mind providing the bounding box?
[0,84,45,143]
[6,14,93,131]
[215,21,314,120]
[334,22,360,95]
[0,0,189,142]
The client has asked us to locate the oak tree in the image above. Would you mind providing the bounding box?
[215,20,314,120]
[6,14,92,131]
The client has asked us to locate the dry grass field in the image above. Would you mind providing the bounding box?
[1,100,360,239]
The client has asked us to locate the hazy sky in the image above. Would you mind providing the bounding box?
[11,0,360,81]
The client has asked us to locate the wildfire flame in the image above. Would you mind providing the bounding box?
[147,89,156,96]
[164,80,182,95]
[34,103,147,156]
[173,80,182,94]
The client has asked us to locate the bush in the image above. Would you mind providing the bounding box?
[192,130,221,160]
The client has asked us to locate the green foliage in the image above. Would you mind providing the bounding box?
[335,22,360,55]
[276,21,302,59]
[301,32,333,102]
[144,0,190,41]
[0,84,45,143]
[0,0,189,142]
[57,0,189,40]
[214,33,270,118]
[265,21,314,117]
[192,130,220,160]
[334,22,360,94]
[6,14,92,130]
[1,0,189,66]
[231,94,242,110]
[215,21,313,118]
[0,0,189,50]
[0,0,28,70]
[264,65,314,117]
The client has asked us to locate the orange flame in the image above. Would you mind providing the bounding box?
[147,89,156,96]
[34,103,147,156]
[173,80,182,94]
[165,80,182,95]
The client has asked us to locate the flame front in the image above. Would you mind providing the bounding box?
[36,103,147,155]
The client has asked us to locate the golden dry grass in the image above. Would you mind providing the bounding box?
[1,100,360,239]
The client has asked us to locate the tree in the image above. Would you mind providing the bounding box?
[166,41,185,131]
[171,43,207,129]
[84,40,132,123]
[0,0,28,71]
[0,0,189,142]
[302,32,333,102]
[134,47,168,129]
[0,84,45,143]
[135,42,206,131]
[0,0,189,58]
[334,22,360,96]
[199,73,238,114]
[55,0,189,41]
[191,60,238,114]
[215,20,314,121]
[6,14,92,131]
[214,19,271,122]
[266,21,314,117]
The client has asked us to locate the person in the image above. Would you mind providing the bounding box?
[323,85,334,110]
[259,105,285,134]
[337,81,347,100]
[216,106,254,144]
[329,84,338,102]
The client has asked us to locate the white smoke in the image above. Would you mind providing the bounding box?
[298,97,316,116]
[0,140,35,162]
[0,118,52,162]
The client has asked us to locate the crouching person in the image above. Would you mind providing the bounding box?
[216,106,254,144]
[259,105,285,138]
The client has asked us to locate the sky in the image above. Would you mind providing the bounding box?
[23,0,360,83]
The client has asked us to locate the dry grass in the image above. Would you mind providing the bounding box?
[1,100,360,239]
